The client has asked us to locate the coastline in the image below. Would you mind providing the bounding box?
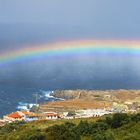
[39,89,140,114]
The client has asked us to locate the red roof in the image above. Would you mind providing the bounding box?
[21,111,30,115]
[6,111,38,119]
[28,113,38,117]
[7,112,22,118]
[44,112,58,116]
[21,111,38,117]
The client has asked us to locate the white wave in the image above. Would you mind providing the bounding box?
[17,105,28,110]
[17,90,64,111]
[39,90,64,100]
[17,102,38,111]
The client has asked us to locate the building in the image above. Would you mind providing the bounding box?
[3,111,38,122]
[75,109,112,118]
[4,111,24,122]
[0,119,6,126]
[21,111,38,122]
[112,102,128,112]
[42,112,58,120]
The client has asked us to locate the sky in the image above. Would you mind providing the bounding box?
[0,0,140,40]
[0,0,139,24]
[0,0,140,90]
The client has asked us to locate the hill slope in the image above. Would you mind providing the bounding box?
[0,113,140,140]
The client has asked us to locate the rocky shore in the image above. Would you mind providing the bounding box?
[50,89,140,101]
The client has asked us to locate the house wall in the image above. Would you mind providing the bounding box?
[3,116,23,122]
[46,115,58,120]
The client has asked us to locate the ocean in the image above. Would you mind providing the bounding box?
[0,87,61,117]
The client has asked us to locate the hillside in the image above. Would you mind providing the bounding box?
[39,90,140,113]
[39,99,112,113]
[0,113,140,140]
[51,89,140,101]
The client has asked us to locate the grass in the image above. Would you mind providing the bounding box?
[25,117,99,129]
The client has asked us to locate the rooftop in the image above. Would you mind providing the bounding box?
[7,112,22,118]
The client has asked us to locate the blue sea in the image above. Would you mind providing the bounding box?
[0,87,61,117]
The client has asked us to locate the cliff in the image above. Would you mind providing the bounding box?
[51,89,140,102]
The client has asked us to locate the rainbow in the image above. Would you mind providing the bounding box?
[0,40,140,65]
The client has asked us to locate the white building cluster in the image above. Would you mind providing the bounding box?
[60,109,113,119]
[75,109,112,118]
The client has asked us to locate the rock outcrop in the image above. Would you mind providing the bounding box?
[51,89,140,102]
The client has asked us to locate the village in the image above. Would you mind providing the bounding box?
[0,98,140,127]
[1,90,140,126]
[0,108,112,126]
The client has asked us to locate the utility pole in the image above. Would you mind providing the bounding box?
[33,93,39,114]
[35,93,38,105]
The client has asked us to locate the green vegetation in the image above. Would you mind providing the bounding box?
[0,113,140,140]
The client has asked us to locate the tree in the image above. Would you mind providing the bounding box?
[111,113,130,128]
[131,113,140,122]
[76,121,91,135]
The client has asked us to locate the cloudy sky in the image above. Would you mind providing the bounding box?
[0,0,140,42]
[0,0,140,89]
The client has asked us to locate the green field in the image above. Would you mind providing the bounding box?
[0,113,140,140]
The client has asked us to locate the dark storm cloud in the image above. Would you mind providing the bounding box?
[0,0,140,44]
[0,0,140,90]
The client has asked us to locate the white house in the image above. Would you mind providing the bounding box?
[43,112,58,120]
[75,109,112,118]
